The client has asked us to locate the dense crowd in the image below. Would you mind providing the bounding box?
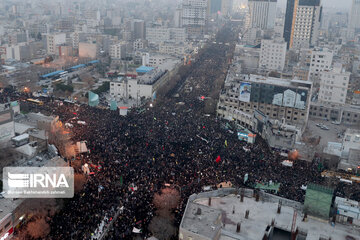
[1,25,360,239]
[1,80,329,240]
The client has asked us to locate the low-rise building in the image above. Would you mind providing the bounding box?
[335,197,360,226]
[318,65,351,106]
[159,42,187,56]
[180,188,360,240]
[110,42,127,60]
[309,102,360,126]
[78,42,98,59]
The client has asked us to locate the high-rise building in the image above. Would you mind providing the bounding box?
[174,7,183,27]
[208,0,222,14]
[181,0,208,39]
[348,0,360,37]
[221,0,233,16]
[283,0,322,49]
[132,19,145,40]
[248,0,277,30]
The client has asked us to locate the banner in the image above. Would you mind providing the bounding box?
[110,101,117,111]
[239,82,251,102]
[88,91,99,107]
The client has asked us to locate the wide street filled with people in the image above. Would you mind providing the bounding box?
[1,26,360,240]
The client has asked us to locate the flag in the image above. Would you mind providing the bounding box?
[225,140,228,148]
[120,175,123,186]
[216,155,221,163]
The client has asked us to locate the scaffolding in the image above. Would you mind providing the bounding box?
[304,183,334,219]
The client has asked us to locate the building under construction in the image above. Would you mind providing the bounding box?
[179,188,359,240]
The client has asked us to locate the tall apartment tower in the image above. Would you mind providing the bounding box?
[132,19,145,40]
[248,0,277,30]
[348,0,360,37]
[181,0,208,39]
[283,0,322,49]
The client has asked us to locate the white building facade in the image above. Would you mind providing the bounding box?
[46,33,66,55]
[290,1,322,49]
[259,38,287,71]
[248,0,277,30]
[318,66,351,105]
[308,48,333,82]
[181,0,208,38]
[146,27,171,45]
[110,42,127,59]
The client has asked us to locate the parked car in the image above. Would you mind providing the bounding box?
[321,125,329,130]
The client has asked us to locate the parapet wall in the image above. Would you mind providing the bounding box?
[188,188,303,212]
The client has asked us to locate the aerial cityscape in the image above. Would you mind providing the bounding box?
[0,0,360,239]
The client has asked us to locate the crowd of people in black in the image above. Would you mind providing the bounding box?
[1,25,360,239]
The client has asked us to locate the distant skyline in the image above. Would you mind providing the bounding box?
[238,0,353,12]
[277,0,352,11]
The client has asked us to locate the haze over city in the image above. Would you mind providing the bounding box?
[0,0,360,239]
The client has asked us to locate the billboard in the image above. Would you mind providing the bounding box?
[272,87,307,109]
[88,91,99,107]
[239,82,251,102]
[250,84,308,110]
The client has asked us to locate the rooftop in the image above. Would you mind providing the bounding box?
[181,190,360,240]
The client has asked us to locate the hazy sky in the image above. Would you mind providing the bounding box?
[277,0,353,11]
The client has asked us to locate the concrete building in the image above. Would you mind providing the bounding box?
[78,42,98,59]
[335,197,360,226]
[146,27,171,45]
[338,129,360,170]
[146,28,186,45]
[110,42,127,59]
[159,42,188,56]
[253,109,302,150]
[348,0,360,37]
[0,108,15,146]
[248,0,277,30]
[180,188,360,240]
[259,38,287,71]
[110,78,153,100]
[169,28,187,43]
[217,73,312,128]
[221,0,233,16]
[309,102,360,125]
[181,0,208,38]
[133,39,147,51]
[308,48,333,83]
[46,33,66,55]
[318,65,351,105]
[147,55,168,67]
[174,7,183,28]
[283,0,322,49]
[4,43,30,61]
[132,19,145,40]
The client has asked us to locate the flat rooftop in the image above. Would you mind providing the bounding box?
[185,193,360,240]
[248,74,311,89]
[181,202,222,239]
